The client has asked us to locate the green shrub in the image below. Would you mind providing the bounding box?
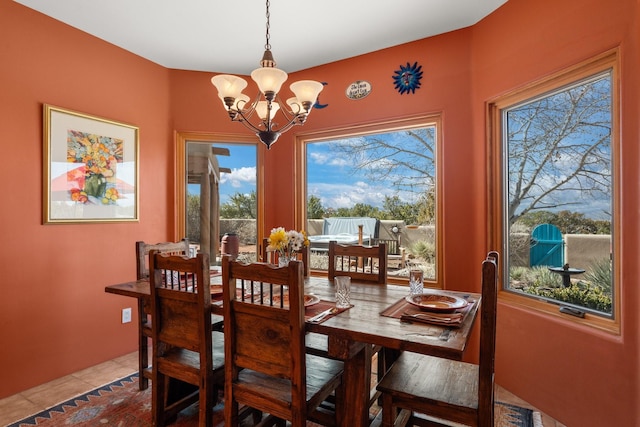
[583,258,612,294]
[410,241,435,262]
[509,265,612,314]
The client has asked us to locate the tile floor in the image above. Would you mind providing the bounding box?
[0,351,565,426]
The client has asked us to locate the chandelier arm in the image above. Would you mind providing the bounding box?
[239,92,261,117]
[271,93,308,126]
[210,0,322,149]
[230,109,265,134]
[273,115,305,134]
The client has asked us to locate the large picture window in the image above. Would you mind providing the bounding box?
[489,50,620,331]
[297,116,442,285]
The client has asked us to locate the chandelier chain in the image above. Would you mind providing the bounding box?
[211,0,323,149]
[264,0,271,51]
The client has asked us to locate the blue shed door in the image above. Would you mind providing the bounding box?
[530,224,564,267]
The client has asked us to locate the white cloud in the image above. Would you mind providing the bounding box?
[308,180,413,209]
[310,151,350,167]
[220,166,256,188]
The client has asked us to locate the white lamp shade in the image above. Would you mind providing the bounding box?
[228,94,251,111]
[211,74,248,99]
[251,67,288,95]
[290,80,324,104]
[256,100,280,120]
[286,97,302,113]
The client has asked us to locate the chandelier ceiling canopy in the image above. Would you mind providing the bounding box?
[211,0,323,149]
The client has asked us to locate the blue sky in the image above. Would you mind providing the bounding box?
[188,139,420,209]
[188,143,257,204]
[306,140,416,209]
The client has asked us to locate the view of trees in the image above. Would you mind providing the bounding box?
[327,127,436,204]
[306,193,434,225]
[220,190,256,219]
[502,69,614,315]
[515,210,610,235]
[506,73,612,228]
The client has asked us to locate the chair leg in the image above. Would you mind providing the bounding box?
[198,380,214,427]
[138,299,149,390]
[224,386,240,427]
[152,372,167,427]
[381,393,395,427]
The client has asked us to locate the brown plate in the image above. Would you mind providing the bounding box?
[405,293,468,312]
[268,294,321,307]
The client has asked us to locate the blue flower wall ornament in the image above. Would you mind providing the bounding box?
[392,61,423,95]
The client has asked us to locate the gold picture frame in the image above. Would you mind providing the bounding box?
[43,104,139,223]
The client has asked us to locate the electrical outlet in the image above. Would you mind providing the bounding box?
[122,307,132,324]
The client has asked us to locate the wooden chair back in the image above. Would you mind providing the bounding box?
[136,239,190,280]
[478,250,499,424]
[261,237,310,276]
[149,250,223,426]
[134,238,191,390]
[222,257,307,421]
[150,250,212,358]
[328,240,387,284]
[222,257,343,426]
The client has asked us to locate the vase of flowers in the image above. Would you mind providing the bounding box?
[267,227,309,266]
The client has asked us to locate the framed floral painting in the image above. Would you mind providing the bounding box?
[43,104,139,223]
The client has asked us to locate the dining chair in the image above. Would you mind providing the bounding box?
[221,256,344,427]
[149,250,225,427]
[375,251,499,427]
[328,240,387,284]
[261,237,310,276]
[325,240,393,412]
[135,239,191,390]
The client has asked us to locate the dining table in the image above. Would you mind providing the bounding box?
[105,274,480,427]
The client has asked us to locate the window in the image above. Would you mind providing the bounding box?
[176,132,262,266]
[488,50,620,331]
[297,116,442,285]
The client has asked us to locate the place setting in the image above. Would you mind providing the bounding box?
[380,269,474,327]
[307,275,354,323]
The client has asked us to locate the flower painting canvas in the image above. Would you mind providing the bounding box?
[44,105,139,223]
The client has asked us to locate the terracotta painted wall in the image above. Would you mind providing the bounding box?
[0,1,176,396]
[1,0,638,425]
[471,0,639,426]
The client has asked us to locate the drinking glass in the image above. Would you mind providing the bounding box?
[335,276,351,308]
[409,270,424,295]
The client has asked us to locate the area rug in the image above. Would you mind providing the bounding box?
[9,373,541,427]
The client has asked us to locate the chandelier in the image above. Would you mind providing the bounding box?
[211,0,324,149]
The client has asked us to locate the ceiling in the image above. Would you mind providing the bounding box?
[15,0,507,75]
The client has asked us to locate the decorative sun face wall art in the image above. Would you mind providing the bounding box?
[392,61,423,95]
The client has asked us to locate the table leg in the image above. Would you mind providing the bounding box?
[328,336,370,427]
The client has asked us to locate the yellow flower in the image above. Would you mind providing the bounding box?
[267,227,288,252]
[267,227,309,257]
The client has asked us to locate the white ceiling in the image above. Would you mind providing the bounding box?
[15,0,507,75]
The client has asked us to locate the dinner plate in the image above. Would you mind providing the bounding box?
[268,294,321,307]
[405,293,468,312]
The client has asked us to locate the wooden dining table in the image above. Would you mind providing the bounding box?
[105,275,480,427]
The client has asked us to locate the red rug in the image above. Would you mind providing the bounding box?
[9,373,540,426]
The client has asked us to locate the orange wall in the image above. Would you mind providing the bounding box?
[0,0,175,395]
[472,0,639,426]
[1,0,638,425]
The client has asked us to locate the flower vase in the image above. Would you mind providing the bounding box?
[278,254,291,267]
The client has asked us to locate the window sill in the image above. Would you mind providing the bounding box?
[498,289,620,335]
